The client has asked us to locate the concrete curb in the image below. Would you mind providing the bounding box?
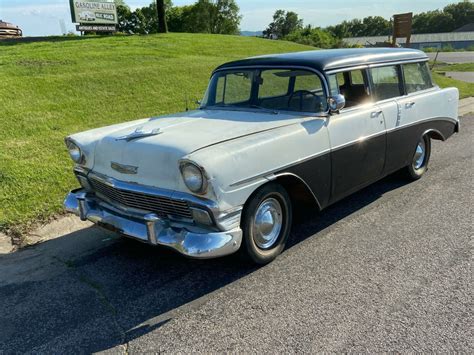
[459,97,474,116]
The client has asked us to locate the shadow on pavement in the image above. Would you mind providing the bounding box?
[0,173,408,353]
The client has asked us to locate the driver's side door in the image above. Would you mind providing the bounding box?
[327,68,386,202]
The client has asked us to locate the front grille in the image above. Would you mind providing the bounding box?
[90,178,193,219]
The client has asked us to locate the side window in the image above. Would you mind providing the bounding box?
[336,69,371,108]
[403,62,434,94]
[259,70,290,98]
[371,65,402,101]
[216,72,252,104]
[349,70,364,85]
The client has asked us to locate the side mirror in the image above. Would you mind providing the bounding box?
[328,94,345,113]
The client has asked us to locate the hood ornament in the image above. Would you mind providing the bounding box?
[111,162,138,175]
[116,127,161,142]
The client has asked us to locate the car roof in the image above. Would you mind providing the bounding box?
[215,48,428,73]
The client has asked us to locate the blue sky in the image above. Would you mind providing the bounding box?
[0,0,457,36]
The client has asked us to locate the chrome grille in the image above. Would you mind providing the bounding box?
[90,178,193,219]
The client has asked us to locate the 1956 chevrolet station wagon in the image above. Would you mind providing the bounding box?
[64,48,459,264]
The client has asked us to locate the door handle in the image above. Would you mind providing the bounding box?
[405,101,415,108]
[370,110,382,118]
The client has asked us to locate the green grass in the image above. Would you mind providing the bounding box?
[0,33,312,232]
[0,33,471,233]
[430,62,474,98]
[432,62,474,72]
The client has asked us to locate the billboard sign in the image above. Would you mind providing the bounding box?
[70,1,118,25]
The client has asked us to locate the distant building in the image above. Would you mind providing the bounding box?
[0,20,22,38]
[344,31,474,50]
[453,23,474,32]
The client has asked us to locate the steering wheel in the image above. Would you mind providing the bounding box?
[287,90,319,111]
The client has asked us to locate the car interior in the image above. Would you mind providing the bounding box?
[336,70,372,108]
[257,70,326,112]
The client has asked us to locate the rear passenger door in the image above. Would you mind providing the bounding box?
[369,65,405,174]
[384,62,436,173]
[327,69,386,202]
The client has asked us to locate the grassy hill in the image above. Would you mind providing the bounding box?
[0,33,312,232]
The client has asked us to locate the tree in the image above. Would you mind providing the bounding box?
[177,0,241,34]
[156,0,168,32]
[285,25,340,48]
[264,10,303,39]
[443,0,474,30]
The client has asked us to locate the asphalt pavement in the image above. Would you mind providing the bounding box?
[0,117,472,353]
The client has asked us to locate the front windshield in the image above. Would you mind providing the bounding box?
[201,68,328,113]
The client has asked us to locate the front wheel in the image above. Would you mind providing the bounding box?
[403,135,431,180]
[241,183,292,264]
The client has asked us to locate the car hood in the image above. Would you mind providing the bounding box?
[90,109,306,190]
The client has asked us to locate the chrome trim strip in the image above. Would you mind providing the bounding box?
[386,116,458,134]
[330,130,386,152]
[325,58,428,74]
[230,148,331,187]
[229,115,456,188]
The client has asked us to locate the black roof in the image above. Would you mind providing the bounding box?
[216,48,428,73]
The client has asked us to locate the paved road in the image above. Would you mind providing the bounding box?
[1,117,473,353]
[427,51,474,64]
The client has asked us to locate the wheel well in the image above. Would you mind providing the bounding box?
[273,174,321,219]
[424,129,445,141]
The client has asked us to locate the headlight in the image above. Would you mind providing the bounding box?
[180,161,207,194]
[65,138,85,164]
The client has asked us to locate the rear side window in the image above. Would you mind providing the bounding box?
[403,62,433,94]
[371,65,402,101]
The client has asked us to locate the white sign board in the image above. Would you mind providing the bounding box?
[70,1,118,25]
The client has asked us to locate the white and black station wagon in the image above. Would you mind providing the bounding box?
[64,48,459,264]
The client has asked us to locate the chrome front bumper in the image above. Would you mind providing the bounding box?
[64,189,242,259]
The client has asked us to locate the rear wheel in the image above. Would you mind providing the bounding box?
[241,183,292,264]
[403,135,431,180]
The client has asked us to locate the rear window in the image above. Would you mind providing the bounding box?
[403,62,433,94]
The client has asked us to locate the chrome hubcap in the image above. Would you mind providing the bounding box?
[413,139,426,170]
[253,198,283,249]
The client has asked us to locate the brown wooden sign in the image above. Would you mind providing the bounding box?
[392,12,413,47]
[76,24,116,32]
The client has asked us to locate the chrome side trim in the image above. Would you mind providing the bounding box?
[229,148,331,187]
[386,116,458,134]
[325,58,428,74]
[229,115,457,188]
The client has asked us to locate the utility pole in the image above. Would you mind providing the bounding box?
[156,0,168,33]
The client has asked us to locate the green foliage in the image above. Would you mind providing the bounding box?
[263,10,303,39]
[0,33,312,231]
[284,26,341,49]
[327,16,391,38]
[323,0,474,37]
[413,0,474,33]
[117,0,241,35]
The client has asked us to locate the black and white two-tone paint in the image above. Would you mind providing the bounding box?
[64,48,459,264]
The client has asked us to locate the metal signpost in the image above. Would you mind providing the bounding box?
[69,0,118,34]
